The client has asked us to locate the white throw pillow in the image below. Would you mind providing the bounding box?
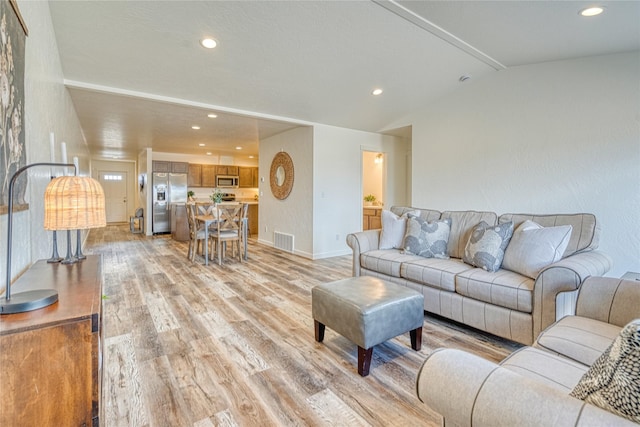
[502,220,572,279]
[379,209,419,249]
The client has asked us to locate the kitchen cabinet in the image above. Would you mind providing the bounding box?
[188,164,202,187]
[0,256,103,426]
[217,165,239,176]
[171,204,190,241]
[248,204,259,236]
[239,167,258,188]
[153,160,170,172]
[202,165,217,187]
[154,161,188,174]
[363,207,382,230]
[171,162,189,173]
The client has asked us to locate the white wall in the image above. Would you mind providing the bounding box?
[1,1,88,290]
[259,126,314,257]
[405,52,640,277]
[138,148,152,235]
[312,124,410,259]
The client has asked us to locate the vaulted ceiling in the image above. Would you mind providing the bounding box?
[48,1,640,159]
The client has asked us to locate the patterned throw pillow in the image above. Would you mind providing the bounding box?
[403,216,451,259]
[570,319,640,423]
[463,221,514,272]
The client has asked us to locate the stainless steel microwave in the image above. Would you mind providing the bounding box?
[216,175,239,188]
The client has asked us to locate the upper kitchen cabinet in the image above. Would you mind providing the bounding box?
[154,161,189,173]
[202,165,217,187]
[171,162,189,173]
[239,167,259,188]
[153,161,169,172]
[188,164,202,186]
[216,165,239,176]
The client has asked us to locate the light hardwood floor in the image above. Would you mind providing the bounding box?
[87,225,521,427]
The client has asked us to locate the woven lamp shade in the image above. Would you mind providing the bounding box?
[44,176,106,230]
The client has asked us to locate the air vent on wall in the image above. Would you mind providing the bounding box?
[274,231,294,253]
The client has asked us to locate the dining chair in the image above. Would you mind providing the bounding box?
[186,203,211,262]
[195,202,215,216]
[212,203,243,265]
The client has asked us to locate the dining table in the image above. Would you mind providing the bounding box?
[195,214,249,265]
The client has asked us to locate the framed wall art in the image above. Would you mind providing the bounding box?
[0,0,27,214]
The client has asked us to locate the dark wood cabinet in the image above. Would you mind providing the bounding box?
[0,256,103,426]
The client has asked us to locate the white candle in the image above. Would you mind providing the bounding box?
[61,142,67,164]
[73,156,79,174]
[49,133,55,162]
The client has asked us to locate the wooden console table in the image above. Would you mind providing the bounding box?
[0,255,103,426]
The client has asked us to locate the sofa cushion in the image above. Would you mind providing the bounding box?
[535,316,621,367]
[570,319,640,423]
[502,220,572,279]
[401,258,474,292]
[360,249,422,278]
[455,268,534,313]
[501,347,588,393]
[379,209,420,250]
[441,211,498,259]
[463,221,514,272]
[403,216,451,259]
[391,206,441,222]
[499,213,599,257]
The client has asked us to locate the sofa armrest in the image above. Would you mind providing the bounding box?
[532,250,613,338]
[416,348,635,427]
[576,276,640,327]
[346,230,381,276]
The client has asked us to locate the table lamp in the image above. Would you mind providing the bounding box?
[1,162,106,314]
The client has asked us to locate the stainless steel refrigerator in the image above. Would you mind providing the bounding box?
[152,172,187,233]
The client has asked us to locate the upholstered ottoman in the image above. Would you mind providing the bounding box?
[312,276,424,376]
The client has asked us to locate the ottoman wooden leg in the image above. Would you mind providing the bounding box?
[314,320,325,342]
[358,346,373,376]
[410,327,422,351]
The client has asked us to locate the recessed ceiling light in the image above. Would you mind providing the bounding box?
[192,125,200,130]
[372,88,383,96]
[249,155,254,159]
[208,113,218,118]
[206,152,212,156]
[579,6,604,17]
[201,38,217,49]
[198,143,205,147]
[235,146,242,150]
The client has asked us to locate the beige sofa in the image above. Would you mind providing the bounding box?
[346,207,612,345]
[416,276,640,426]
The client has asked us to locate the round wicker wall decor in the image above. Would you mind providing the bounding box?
[270,151,294,200]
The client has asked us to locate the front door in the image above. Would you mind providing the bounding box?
[99,171,128,223]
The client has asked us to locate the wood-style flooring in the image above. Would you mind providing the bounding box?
[87,225,521,427]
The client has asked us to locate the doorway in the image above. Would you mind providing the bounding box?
[362,151,384,206]
[362,151,384,231]
[99,171,128,223]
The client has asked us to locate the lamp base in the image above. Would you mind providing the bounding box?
[0,290,59,314]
